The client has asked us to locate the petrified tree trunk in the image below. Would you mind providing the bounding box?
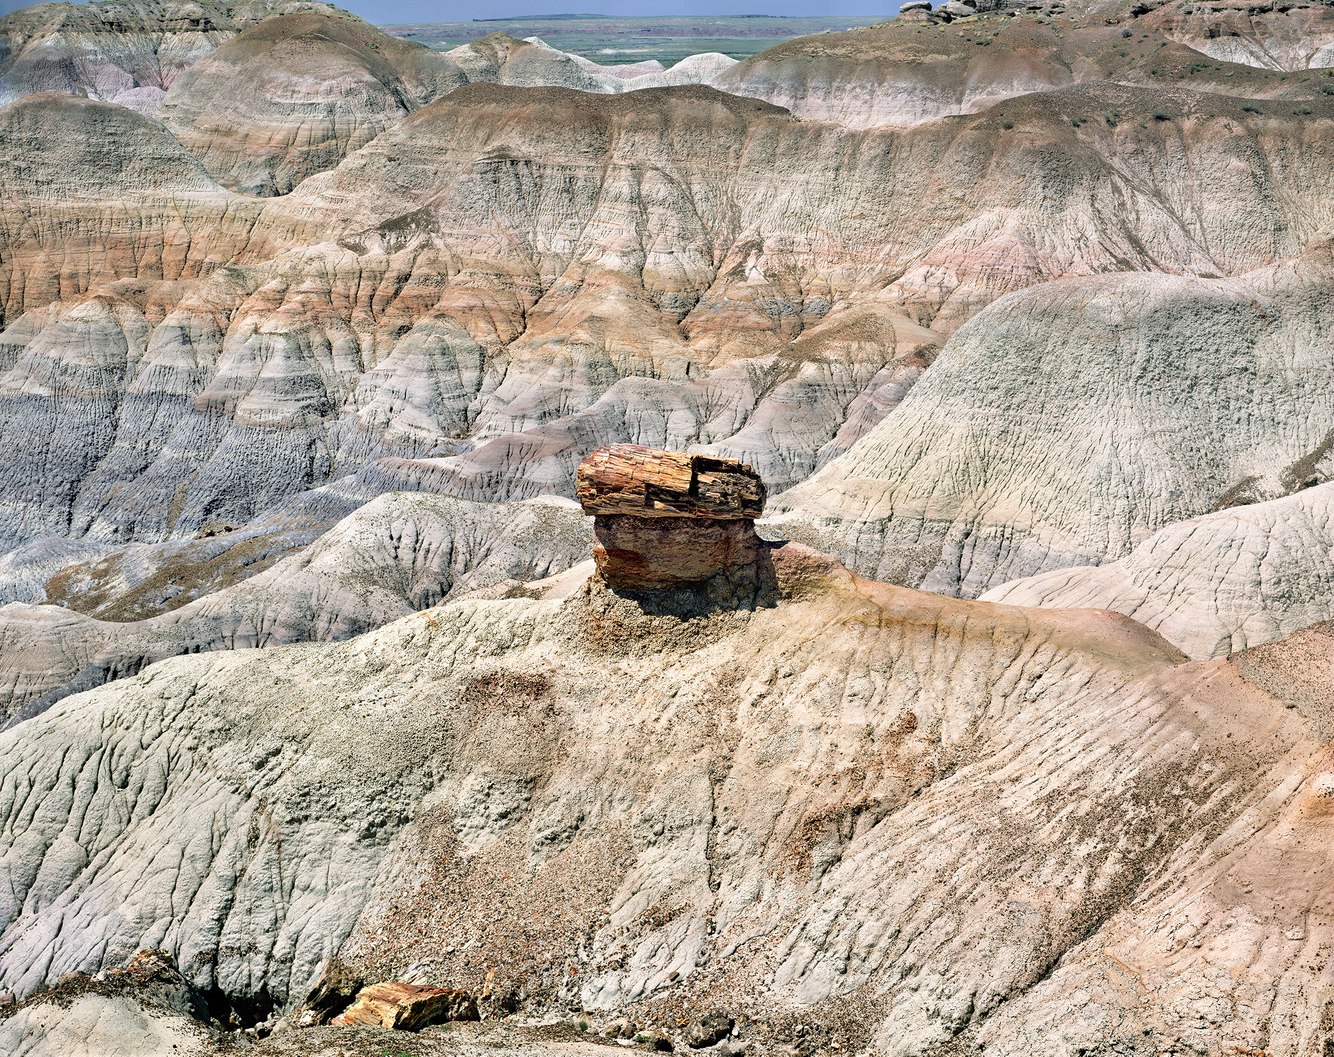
[330,982,479,1030]
[577,445,765,520]
[577,445,767,591]
[592,516,763,590]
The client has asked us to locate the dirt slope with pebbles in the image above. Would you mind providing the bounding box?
[0,545,1328,1056]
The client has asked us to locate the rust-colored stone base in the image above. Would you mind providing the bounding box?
[593,515,763,591]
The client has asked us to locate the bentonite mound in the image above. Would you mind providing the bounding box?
[0,0,346,112]
[0,525,1329,1056]
[771,237,1334,597]
[157,12,469,195]
[0,491,590,723]
[714,11,1332,129]
[981,480,1334,659]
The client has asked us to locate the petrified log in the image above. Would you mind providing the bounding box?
[577,445,765,520]
[577,445,768,591]
[291,955,362,1027]
[593,516,763,590]
[330,982,479,1030]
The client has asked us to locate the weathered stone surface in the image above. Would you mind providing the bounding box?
[578,445,767,592]
[290,956,362,1028]
[446,33,737,95]
[0,553,1324,1055]
[0,71,1327,555]
[1141,0,1334,71]
[592,516,764,592]
[0,949,215,1057]
[0,994,213,1057]
[330,982,478,1030]
[577,446,765,521]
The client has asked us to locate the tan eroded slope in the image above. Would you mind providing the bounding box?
[0,546,1327,1055]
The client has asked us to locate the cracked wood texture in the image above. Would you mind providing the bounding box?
[576,445,766,520]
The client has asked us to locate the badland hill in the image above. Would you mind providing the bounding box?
[0,0,1331,1053]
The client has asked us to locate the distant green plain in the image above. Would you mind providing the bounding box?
[382,15,887,66]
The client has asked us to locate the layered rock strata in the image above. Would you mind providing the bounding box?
[577,445,766,591]
[0,4,1330,666]
[0,0,344,112]
[981,481,1334,658]
[715,14,1331,130]
[156,13,470,196]
[772,237,1334,596]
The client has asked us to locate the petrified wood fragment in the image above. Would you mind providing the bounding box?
[330,982,479,1030]
[577,445,767,591]
[577,445,765,520]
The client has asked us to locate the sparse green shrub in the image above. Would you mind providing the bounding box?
[1103,110,1120,126]
[1242,103,1263,114]
[1120,27,1132,37]
[1152,110,1170,121]
[1321,84,1334,95]
[1293,105,1313,115]
[1001,119,1014,129]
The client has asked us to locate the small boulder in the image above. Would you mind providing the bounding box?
[685,1013,735,1048]
[637,1028,674,1051]
[330,982,479,1030]
[291,956,362,1028]
[940,1,979,15]
[899,0,932,9]
[104,950,211,1024]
